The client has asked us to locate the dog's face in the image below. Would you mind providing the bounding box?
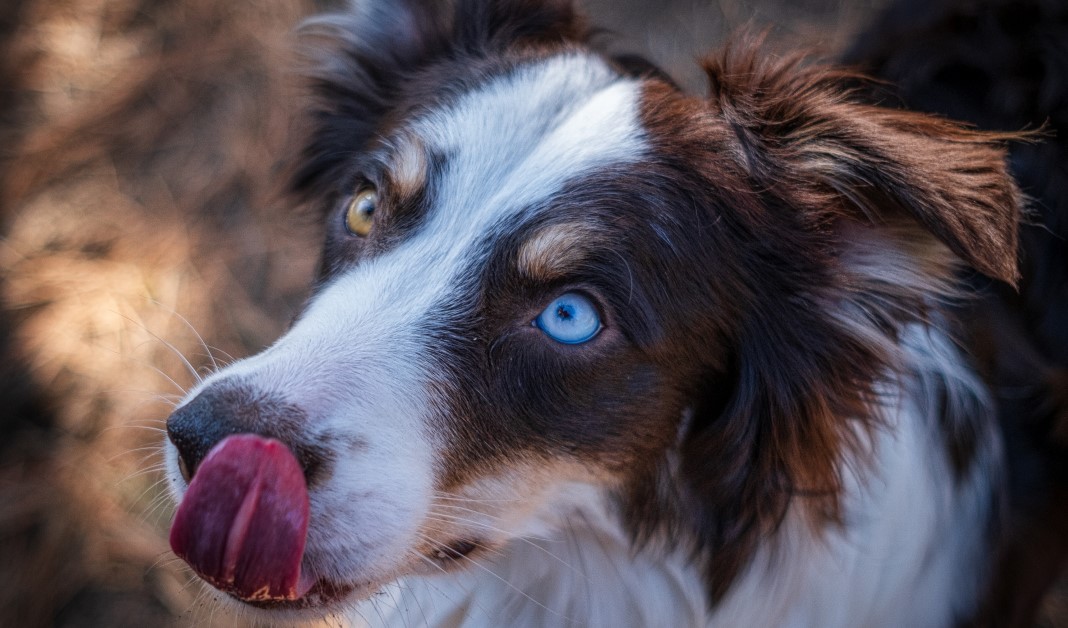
[167,18,685,616]
[164,0,1021,619]
[168,50,707,616]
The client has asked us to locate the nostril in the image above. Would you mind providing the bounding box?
[166,410,212,482]
[165,383,329,488]
[176,452,192,483]
[166,389,237,483]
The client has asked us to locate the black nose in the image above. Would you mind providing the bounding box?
[166,383,326,485]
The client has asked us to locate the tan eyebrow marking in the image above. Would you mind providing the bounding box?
[517,222,600,280]
[387,135,428,201]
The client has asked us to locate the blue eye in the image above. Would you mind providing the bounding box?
[534,293,602,345]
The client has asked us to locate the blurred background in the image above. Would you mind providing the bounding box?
[0,0,1063,626]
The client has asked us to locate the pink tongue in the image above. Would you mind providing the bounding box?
[170,434,312,602]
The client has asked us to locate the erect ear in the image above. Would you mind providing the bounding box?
[703,42,1023,285]
[293,0,587,200]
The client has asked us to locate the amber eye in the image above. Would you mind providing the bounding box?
[344,187,377,236]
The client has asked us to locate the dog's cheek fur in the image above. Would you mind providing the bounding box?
[432,340,685,492]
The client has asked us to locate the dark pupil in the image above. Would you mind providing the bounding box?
[556,304,573,321]
[358,196,375,216]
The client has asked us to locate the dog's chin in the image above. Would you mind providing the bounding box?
[185,532,496,622]
[237,576,372,616]
[198,566,399,623]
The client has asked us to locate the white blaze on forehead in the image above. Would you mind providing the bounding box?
[418,53,646,245]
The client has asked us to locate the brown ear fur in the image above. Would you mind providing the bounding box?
[630,41,1024,603]
[703,41,1024,286]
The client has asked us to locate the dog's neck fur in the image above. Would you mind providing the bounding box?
[358,322,1000,628]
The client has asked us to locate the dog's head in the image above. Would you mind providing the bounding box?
[163,0,1021,619]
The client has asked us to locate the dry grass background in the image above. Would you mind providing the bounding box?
[0,0,1062,626]
[1,1,320,625]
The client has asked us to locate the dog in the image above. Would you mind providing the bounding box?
[162,0,1067,625]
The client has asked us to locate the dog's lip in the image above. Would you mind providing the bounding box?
[240,576,360,611]
[427,538,481,562]
[235,550,431,612]
[237,539,487,612]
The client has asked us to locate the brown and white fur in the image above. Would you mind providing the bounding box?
[163,0,1036,625]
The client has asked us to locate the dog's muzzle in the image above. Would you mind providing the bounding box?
[166,383,321,602]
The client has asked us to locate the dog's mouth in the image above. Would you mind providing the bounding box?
[240,577,358,611]
[169,433,490,613]
[236,539,483,614]
[240,539,483,612]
